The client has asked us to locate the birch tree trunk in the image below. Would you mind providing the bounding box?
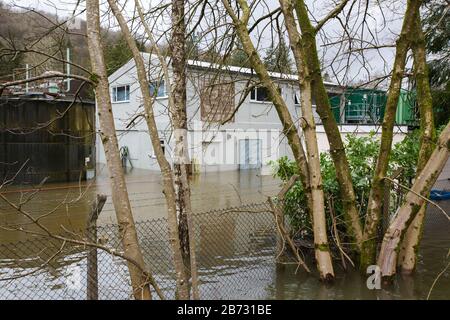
[280,0,334,280]
[293,0,364,253]
[361,0,421,270]
[170,0,200,299]
[378,121,450,279]
[397,13,436,273]
[107,0,190,299]
[85,0,152,300]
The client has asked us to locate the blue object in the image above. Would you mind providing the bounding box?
[430,189,450,200]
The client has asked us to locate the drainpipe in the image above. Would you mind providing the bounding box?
[25,64,29,93]
[66,47,71,92]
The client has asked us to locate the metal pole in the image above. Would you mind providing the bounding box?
[25,64,29,93]
[66,47,71,92]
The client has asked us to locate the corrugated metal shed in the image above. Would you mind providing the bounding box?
[0,95,95,184]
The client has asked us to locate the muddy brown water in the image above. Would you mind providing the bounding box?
[0,166,279,243]
[0,167,448,299]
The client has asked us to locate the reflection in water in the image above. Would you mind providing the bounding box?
[0,172,449,300]
[0,167,278,243]
[0,205,278,300]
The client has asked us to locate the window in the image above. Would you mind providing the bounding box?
[112,85,130,102]
[149,80,167,98]
[250,86,281,103]
[160,140,165,154]
[294,92,300,106]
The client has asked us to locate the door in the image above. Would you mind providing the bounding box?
[239,139,262,170]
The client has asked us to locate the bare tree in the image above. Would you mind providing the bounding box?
[279,0,334,280]
[289,0,364,252]
[378,120,450,279]
[106,0,193,299]
[170,0,200,299]
[362,0,422,270]
[379,10,440,278]
[85,0,152,300]
[221,0,335,280]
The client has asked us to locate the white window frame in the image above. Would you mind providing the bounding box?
[149,79,168,99]
[112,84,130,103]
[250,86,282,103]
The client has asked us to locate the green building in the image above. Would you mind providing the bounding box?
[329,88,418,126]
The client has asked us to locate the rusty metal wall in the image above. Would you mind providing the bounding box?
[0,96,95,184]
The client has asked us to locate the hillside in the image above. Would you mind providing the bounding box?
[0,1,131,81]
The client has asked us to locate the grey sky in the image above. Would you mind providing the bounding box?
[4,0,409,86]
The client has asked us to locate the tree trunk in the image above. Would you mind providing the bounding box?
[170,0,200,299]
[107,0,190,299]
[397,13,436,273]
[293,0,364,253]
[85,0,152,300]
[280,0,334,280]
[361,0,421,270]
[378,121,450,279]
[222,0,314,223]
[86,194,107,300]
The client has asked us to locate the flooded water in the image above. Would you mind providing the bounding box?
[0,168,448,300]
[269,201,450,300]
[0,166,280,243]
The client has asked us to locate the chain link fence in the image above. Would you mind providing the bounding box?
[1,190,449,300]
[0,202,279,300]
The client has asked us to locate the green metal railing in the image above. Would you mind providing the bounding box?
[344,103,383,123]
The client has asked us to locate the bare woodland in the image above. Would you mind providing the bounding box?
[0,0,449,300]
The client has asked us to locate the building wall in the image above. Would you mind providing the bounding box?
[96,56,408,174]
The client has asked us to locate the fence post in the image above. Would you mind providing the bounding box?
[86,194,107,300]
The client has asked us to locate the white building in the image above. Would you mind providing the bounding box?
[96,53,408,174]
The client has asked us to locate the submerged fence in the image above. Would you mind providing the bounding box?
[0,202,279,300]
[0,188,449,300]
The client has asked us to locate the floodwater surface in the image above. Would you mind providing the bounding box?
[0,166,280,242]
[0,168,448,300]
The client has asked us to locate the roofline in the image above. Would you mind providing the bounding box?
[0,95,95,104]
[137,52,340,87]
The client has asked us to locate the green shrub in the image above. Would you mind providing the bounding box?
[269,131,420,236]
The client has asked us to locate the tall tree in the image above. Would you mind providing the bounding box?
[291,0,364,254]
[222,0,334,280]
[280,0,334,280]
[186,32,201,60]
[104,35,146,75]
[424,0,450,127]
[362,0,422,269]
[170,0,200,299]
[396,11,436,274]
[108,0,199,299]
[226,39,251,67]
[378,120,449,279]
[85,0,152,300]
[263,39,293,74]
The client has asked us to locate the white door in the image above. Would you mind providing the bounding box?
[239,139,261,170]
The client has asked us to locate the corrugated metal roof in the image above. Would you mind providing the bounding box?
[138,52,339,86]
